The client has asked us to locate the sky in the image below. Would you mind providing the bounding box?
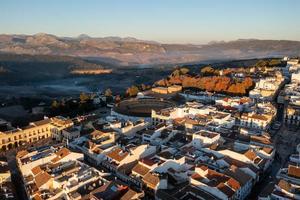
[0,0,300,44]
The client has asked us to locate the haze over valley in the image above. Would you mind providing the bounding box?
[1,33,300,66]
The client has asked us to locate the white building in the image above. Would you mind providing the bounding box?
[192,130,221,149]
[16,147,109,200]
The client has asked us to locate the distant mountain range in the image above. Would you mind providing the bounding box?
[0,33,299,66]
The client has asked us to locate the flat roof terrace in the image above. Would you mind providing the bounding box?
[197,130,219,139]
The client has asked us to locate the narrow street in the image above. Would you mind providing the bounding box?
[248,100,300,199]
[6,151,28,200]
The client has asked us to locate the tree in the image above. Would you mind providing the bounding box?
[105,88,112,97]
[126,85,139,97]
[170,67,190,78]
[269,59,281,67]
[242,77,254,89]
[255,60,269,68]
[180,67,189,75]
[51,100,59,109]
[201,66,216,75]
[227,83,246,95]
[80,92,90,103]
[171,69,181,77]
[215,76,231,92]
[141,84,147,91]
[155,79,169,87]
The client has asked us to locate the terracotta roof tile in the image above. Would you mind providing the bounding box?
[32,194,43,200]
[51,148,70,163]
[225,165,252,186]
[106,147,129,162]
[278,179,291,192]
[244,150,257,161]
[31,166,42,176]
[217,183,235,198]
[90,130,105,140]
[142,173,160,189]
[191,173,204,181]
[263,147,273,154]
[140,158,157,167]
[288,165,300,178]
[132,163,150,177]
[35,171,52,188]
[120,189,138,200]
[227,178,241,191]
[251,136,272,145]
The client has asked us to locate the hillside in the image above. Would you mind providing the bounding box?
[0,54,107,83]
[0,33,299,66]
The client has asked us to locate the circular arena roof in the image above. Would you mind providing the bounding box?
[113,98,175,117]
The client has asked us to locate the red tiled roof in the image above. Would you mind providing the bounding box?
[142,173,160,189]
[227,178,241,191]
[106,147,129,162]
[217,183,235,198]
[90,130,105,139]
[250,136,272,145]
[132,163,151,177]
[140,158,157,167]
[35,171,52,188]
[51,148,70,163]
[31,166,42,176]
[191,173,204,181]
[32,194,43,200]
[288,165,300,178]
[244,150,257,161]
[120,189,139,200]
